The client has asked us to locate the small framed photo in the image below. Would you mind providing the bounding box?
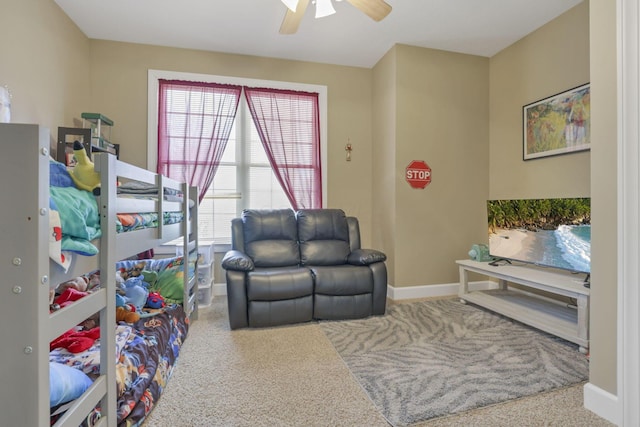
[57,127,91,166]
[523,83,590,160]
[65,150,77,167]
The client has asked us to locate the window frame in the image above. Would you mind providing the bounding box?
[147,69,328,246]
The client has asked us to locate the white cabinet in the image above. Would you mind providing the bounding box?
[197,262,214,307]
[195,242,215,307]
[173,241,215,307]
[456,259,590,353]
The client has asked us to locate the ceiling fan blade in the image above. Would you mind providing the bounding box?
[280,0,310,34]
[344,0,392,22]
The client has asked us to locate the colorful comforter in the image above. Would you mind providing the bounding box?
[50,304,189,427]
[48,158,185,272]
[116,305,189,426]
[116,212,184,233]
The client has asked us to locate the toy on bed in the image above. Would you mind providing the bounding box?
[116,306,140,323]
[50,273,101,312]
[57,275,90,293]
[117,257,188,304]
[116,262,155,312]
[53,288,89,310]
[146,291,165,309]
[68,140,101,192]
[50,327,100,354]
[120,276,149,311]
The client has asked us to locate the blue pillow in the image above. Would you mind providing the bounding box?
[49,158,75,188]
[49,362,93,407]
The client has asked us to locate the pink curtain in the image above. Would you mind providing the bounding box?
[244,86,322,209]
[158,80,242,202]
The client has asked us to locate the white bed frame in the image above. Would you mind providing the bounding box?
[0,123,199,427]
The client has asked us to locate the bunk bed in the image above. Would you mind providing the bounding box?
[0,123,199,427]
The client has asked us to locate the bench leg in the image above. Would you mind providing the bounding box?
[577,294,589,351]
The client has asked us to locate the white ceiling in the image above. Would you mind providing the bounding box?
[54,0,583,68]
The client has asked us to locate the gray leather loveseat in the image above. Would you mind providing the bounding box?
[221,208,387,329]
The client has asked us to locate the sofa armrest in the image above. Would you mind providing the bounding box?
[222,250,255,272]
[347,249,387,266]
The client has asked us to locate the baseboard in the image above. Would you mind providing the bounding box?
[213,282,227,296]
[387,280,497,300]
[213,280,496,300]
[583,382,620,426]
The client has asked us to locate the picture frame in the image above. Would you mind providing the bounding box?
[523,83,590,160]
[57,127,92,167]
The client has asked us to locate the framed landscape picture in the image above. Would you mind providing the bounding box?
[523,83,590,160]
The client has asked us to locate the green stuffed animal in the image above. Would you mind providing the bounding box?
[69,140,101,192]
[141,270,159,288]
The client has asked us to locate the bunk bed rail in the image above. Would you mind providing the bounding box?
[0,123,198,426]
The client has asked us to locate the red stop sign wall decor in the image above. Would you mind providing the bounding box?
[405,160,432,189]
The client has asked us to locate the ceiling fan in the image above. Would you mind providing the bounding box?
[279,0,392,35]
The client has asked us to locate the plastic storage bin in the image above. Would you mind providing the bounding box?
[198,242,215,265]
[176,241,214,265]
[197,282,213,307]
[198,262,213,286]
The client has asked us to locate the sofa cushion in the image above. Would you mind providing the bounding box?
[311,265,373,296]
[297,209,350,266]
[314,293,373,320]
[221,250,255,271]
[348,249,387,266]
[243,209,300,267]
[249,296,313,327]
[247,267,314,301]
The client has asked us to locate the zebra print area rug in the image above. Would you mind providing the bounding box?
[319,298,589,426]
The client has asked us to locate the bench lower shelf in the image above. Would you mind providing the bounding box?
[457,259,589,353]
[460,289,584,346]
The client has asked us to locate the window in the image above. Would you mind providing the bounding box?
[199,100,293,244]
[148,70,328,246]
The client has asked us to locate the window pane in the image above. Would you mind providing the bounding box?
[220,122,236,163]
[249,125,268,163]
[211,165,237,193]
[162,84,317,245]
[198,197,215,240]
[212,198,237,245]
[248,166,290,209]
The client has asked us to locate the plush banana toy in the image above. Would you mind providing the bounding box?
[69,140,101,192]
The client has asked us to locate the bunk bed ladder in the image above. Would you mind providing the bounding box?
[0,123,52,425]
[185,185,199,320]
[95,152,119,426]
[0,124,116,426]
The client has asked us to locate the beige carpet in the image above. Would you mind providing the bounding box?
[142,297,613,427]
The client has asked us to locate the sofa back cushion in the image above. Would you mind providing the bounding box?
[297,209,350,266]
[242,209,300,267]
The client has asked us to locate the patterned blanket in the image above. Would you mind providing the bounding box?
[117,305,189,426]
[50,304,189,426]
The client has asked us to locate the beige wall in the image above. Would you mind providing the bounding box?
[0,0,91,138]
[88,41,377,246]
[589,0,617,395]
[489,2,590,200]
[388,46,490,287]
[372,48,398,282]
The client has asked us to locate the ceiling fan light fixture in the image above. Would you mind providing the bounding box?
[314,0,336,18]
[281,0,299,12]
